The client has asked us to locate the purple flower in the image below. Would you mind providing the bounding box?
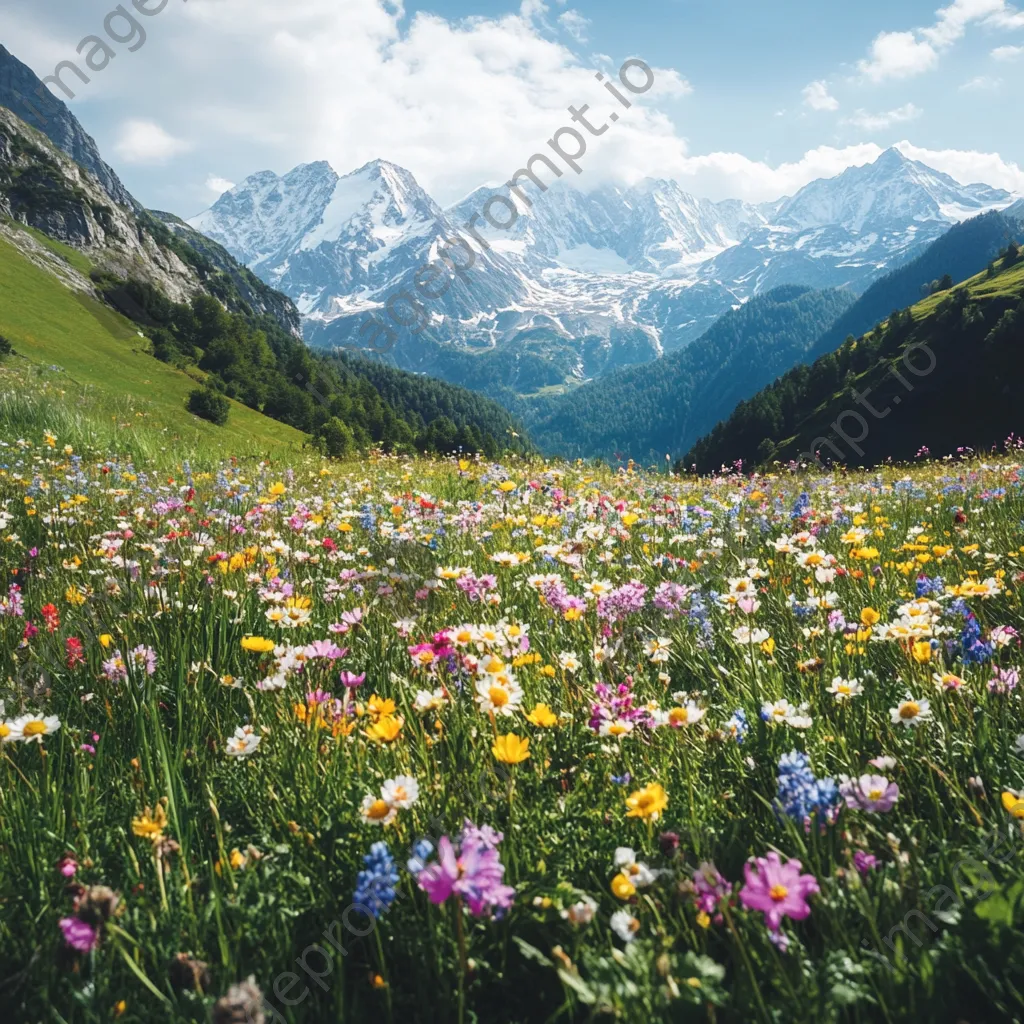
[739,852,819,932]
[692,861,730,915]
[839,774,900,813]
[339,671,365,688]
[417,824,515,918]
[59,916,99,951]
[988,667,1019,695]
[129,644,157,677]
[853,851,879,876]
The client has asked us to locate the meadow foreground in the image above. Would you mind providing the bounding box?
[2,443,1024,1023]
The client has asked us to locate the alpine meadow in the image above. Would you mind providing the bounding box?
[3,2,1024,1023]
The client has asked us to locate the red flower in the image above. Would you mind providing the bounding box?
[41,603,60,633]
[66,637,85,669]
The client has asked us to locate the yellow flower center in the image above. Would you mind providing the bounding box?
[868,788,884,800]
[393,787,407,803]
[0,723,9,739]
[899,702,920,719]
[366,799,391,820]
[23,720,46,737]
[489,686,510,708]
[769,884,789,902]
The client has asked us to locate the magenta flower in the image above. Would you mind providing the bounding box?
[853,851,879,876]
[739,852,819,932]
[339,671,365,688]
[839,774,900,813]
[417,824,515,918]
[59,916,99,951]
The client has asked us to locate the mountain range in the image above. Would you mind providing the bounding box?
[189,147,1017,394]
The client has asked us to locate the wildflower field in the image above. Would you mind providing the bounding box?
[3,438,1024,1023]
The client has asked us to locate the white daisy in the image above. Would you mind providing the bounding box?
[225,724,262,758]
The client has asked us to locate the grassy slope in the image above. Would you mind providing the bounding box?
[0,232,307,456]
[771,259,1024,459]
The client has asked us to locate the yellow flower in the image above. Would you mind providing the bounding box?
[540,664,556,678]
[760,637,776,656]
[625,783,668,820]
[860,607,880,627]
[99,633,113,649]
[367,695,396,721]
[268,482,287,497]
[498,481,517,493]
[610,872,636,899]
[492,733,531,764]
[229,848,246,870]
[366,715,403,743]
[131,804,168,843]
[911,640,932,663]
[1002,791,1024,819]
[241,636,275,653]
[525,703,558,728]
[695,911,711,929]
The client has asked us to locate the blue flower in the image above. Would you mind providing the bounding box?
[406,838,435,877]
[724,708,748,744]
[775,751,839,825]
[353,842,399,917]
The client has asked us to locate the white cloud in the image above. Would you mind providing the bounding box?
[843,103,923,130]
[205,175,236,196]
[894,140,1024,192]
[857,1,1024,81]
[992,44,1024,59]
[654,142,1024,203]
[920,0,1006,48]
[857,31,938,81]
[960,74,1002,90]
[113,120,191,165]
[802,80,839,111]
[558,10,590,42]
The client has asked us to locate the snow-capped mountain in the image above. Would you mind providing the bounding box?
[189,147,1015,394]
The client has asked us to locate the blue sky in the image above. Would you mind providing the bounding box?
[1,0,1021,214]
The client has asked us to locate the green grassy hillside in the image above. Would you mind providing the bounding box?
[685,245,1024,471]
[0,231,308,456]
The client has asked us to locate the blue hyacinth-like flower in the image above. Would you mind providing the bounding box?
[353,841,399,918]
[776,751,839,825]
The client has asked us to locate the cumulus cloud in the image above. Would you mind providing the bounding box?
[205,175,236,196]
[857,1,1024,81]
[843,103,923,130]
[857,31,938,81]
[802,81,839,111]
[992,44,1024,59]
[113,120,190,165]
[0,0,1018,212]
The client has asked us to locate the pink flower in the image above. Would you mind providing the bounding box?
[59,916,99,951]
[417,826,515,918]
[338,671,365,688]
[739,851,819,932]
[57,855,78,878]
[839,774,900,813]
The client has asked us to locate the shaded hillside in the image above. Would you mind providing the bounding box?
[685,244,1024,471]
[806,210,1023,362]
[520,286,855,462]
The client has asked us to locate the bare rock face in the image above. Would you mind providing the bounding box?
[0,43,135,210]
